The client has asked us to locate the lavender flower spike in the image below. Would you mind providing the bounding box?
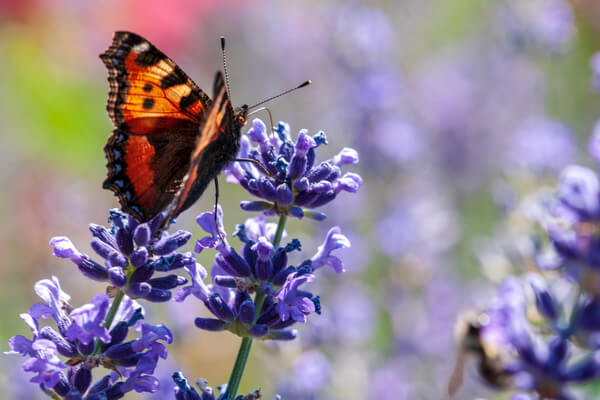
[49,209,192,303]
[178,209,335,340]
[8,276,173,398]
[223,118,361,220]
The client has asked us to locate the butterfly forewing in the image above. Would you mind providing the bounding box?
[100,31,211,127]
[101,32,245,226]
[101,32,210,221]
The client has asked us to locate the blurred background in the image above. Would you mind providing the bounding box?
[2,0,600,399]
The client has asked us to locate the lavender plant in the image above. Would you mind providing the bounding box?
[451,136,600,398]
[6,118,359,400]
[174,119,358,399]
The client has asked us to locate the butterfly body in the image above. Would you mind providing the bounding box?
[100,31,247,224]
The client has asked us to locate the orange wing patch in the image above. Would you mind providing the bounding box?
[121,135,156,210]
[101,33,246,226]
[100,31,211,131]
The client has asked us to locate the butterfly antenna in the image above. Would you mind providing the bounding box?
[220,36,232,98]
[248,80,312,110]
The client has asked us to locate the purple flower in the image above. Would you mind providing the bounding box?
[223,119,361,220]
[275,272,316,323]
[49,209,192,302]
[7,276,172,398]
[21,339,66,387]
[176,208,345,341]
[194,205,228,253]
[469,276,600,398]
[244,214,284,243]
[558,165,600,217]
[310,226,350,273]
[172,372,266,400]
[174,259,210,303]
[30,276,72,334]
[49,236,84,264]
[66,294,111,345]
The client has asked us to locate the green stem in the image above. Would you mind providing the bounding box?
[45,389,62,400]
[225,214,288,399]
[252,290,266,324]
[92,289,125,355]
[225,336,253,399]
[104,289,125,330]
[272,214,287,249]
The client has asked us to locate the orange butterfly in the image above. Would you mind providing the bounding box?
[100,31,248,225]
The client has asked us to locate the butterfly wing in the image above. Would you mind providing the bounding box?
[163,71,241,226]
[100,31,212,221]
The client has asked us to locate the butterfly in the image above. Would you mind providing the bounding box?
[100,31,249,227]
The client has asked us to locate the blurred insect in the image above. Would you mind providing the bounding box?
[100,31,310,232]
[447,310,513,398]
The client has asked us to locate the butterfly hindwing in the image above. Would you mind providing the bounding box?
[103,128,197,221]
[165,71,241,224]
[100,31,212,221]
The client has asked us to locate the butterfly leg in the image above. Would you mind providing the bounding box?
[247,106,275,138]
[213,177,226,245]
[234,157,272,176]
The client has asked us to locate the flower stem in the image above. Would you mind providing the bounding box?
[225,336,253,399]
[92,289,124,355]
[46,389,62,400]
[104,289,125,330]
[272,214,287,248]
[225,214,288,399]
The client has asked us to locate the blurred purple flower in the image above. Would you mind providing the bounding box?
[501,0,575,52]
[329,282,376,344]
[588,120,600,163]
[592,53,600,92]
[470,275,600,398]
[277,350,331,398]
[375,187,459,261]
[373,119,425,165]
[509,117,576,174]
[329,3,394,69]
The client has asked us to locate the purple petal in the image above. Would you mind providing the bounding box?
[247,118,269,152]
[332,147,359,166]
[67,294,111,344]
[311,226,350,273]
[295,129,316,157]
[49,237,83,264]
[6,335,34,356]
[334,172,362,193]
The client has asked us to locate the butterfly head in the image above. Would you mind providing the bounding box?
[235,104,249,127]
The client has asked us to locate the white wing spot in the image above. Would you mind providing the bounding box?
[133,42,150,53]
